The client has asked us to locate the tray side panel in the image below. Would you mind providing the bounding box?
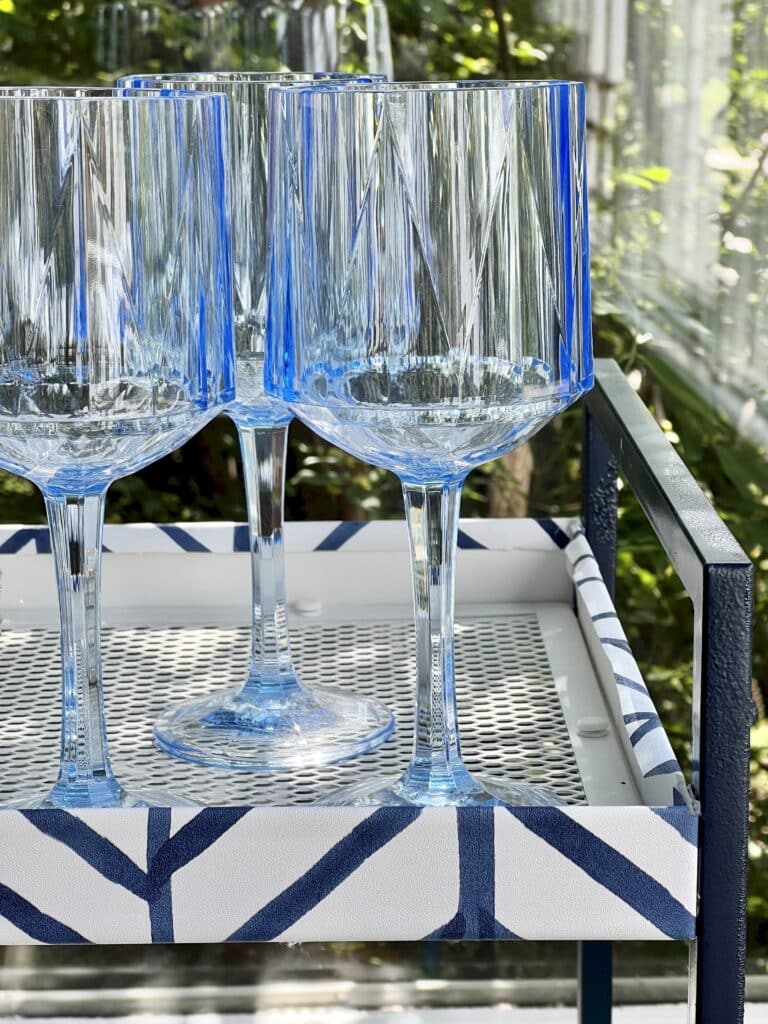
[0,805,696,944]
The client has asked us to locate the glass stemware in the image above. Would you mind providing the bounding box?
[266,80,593,806]
[0,87,234,809]
[122,72,394,771]
[95,1,394,79]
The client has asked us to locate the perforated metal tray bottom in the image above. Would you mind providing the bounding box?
[0,614,586,806]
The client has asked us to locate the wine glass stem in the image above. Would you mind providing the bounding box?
[45,491,115,794]
[401,479,473,793]
[237,423,296,700]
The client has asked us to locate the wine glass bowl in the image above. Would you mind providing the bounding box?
[268,81,591,480]
[0,87,234,808]
[266,80,592,806]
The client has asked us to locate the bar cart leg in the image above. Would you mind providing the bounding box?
[580,406,617,1024]
[689,564,753,1024]
[583,367,754,1024]
[577,942,612,1022]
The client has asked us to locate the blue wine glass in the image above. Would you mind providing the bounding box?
[0,87,234,808]
[121,72,394,771]
[266,80,593,806]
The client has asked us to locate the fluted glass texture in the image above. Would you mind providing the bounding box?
[0,88,233,809]
[122,72,384,426]
[266,81,592,806]
[120,73,393,772]
[0,88,234,494]
[266,81,592,482]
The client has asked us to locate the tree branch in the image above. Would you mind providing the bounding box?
[491,0,512,77]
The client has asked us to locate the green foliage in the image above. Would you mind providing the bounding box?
[0,0,765,960]
[386,0,573,81]
[0,0,252,86]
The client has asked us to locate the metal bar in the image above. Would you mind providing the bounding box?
[584,360,750,601]
[583,397,619,598]
[577,941,612,1023]
[690,562,754,1024]
[584,359,754,1024]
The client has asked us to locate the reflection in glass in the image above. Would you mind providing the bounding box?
[267,80,593,805]
[123,72,394,772]
[95,0,392,77]
[0,87,234,808]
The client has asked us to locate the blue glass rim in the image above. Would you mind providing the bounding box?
[122,71,387,86]
[0,86,226,104]
[271,78,585,96]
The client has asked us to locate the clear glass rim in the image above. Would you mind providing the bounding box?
[272,78,584,95]
[0,86,225,104]
[124,71,387,85]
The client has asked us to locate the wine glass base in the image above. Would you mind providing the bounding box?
[1,776,196,809]
[317,772,565,807]
[154,685,395,771]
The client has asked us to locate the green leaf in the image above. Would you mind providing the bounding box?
[615,171,656,191]
[714,444,765,496]
[641,352,725,429]
[638,165,673,183]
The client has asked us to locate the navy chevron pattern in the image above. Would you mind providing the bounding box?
[147,808,173,942]
[0,518,698,946]
[228,807,421,941]
[0,882,87,944]
[0,517,575,556]
[22,810,147,896]
[426,808,519,940]
[149,807,250,891]
[0,802,697,944]
[510,808,696,939]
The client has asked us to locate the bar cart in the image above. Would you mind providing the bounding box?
[0,360,754,1024]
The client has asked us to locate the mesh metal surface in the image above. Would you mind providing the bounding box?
[0,614,586,805]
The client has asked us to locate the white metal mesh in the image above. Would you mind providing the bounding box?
[0,615,586,805]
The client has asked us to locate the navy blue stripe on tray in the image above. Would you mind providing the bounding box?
[0,528,47,554]
[158,525,210,553]
[511,808,695,939]
[457,529,487,550]
[536,518,570,549]
[147,808,174,943]
[21,811,147,898]
[0,883,88,944]
[228,807,421,941]
[644,759,680,778]
[623,712,663,746]
[603,637,633,654]
[151,808,250,890]
[233,524,250,552]
[651,807,698,846]
[614,673,650,696]
[426,807,517,940]
[314,522,367,551]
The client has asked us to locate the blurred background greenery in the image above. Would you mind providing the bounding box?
[0,0,765,985]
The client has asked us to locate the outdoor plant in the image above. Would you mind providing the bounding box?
[0,0,765,956]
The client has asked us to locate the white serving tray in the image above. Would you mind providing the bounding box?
[0,518,697,945]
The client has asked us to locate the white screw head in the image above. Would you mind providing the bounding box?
[292,598,323,616]
[576,715,610,738]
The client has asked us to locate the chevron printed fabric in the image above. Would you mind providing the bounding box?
[0,804,696,944]
[0,519,698,944]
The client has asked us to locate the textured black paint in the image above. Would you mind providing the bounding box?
[583,402,619,599]
[577,942,613,1024]
[582,360,754,1024]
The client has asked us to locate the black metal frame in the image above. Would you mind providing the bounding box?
[580,359,755,1024]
